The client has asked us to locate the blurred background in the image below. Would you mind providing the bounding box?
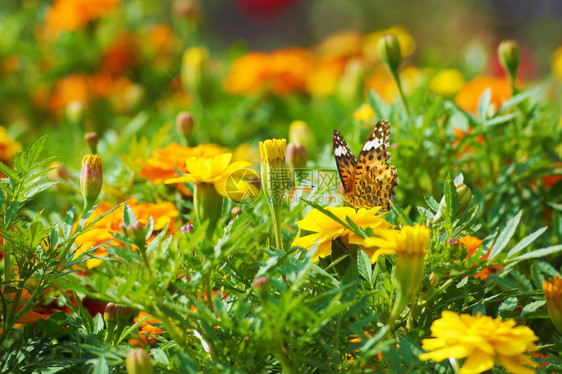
[0,0,561,165]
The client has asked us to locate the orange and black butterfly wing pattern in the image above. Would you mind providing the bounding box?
[333,129,357,193]
[354,120,398,211]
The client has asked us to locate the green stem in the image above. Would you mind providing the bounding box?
[275,346,294,374]
[392,71,412,123]
[269,203,283,249]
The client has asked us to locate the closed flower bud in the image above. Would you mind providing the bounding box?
[433,183,473,222]
[378,34,402,74]
[498,40,521,83]
[544,276,562,334]
[104,302,132,324]
[181,223,194,233]
[253,276,270,297]
[230,206,242,217]
[48,161,71,181]
[80,154,103,211]
[125,221,146,248]
[65,100,84,124]
[176,111,194,145]
[126,348,153,374]
[286,142,307,170]
[84,132,99,154]
[289,120,316,156]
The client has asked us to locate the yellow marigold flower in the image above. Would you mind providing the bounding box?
[420,311,538,374]
[140,143,228,194]
[429,69,465,95]
[544,275,562,334]
[552,46,562,82]
[315,31,364,61]
[363,224,429,262]
[259,138,287,164]
[46,0,121,33]
[165,153,259,201]
[291,207,392,261]
[306,59,345,97]
[0,126,22,165]
[353,103,375,122]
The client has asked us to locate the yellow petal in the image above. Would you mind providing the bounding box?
[496,354,537,374]
[165,175,197,184]
[419,344,469,362]
[459,349,494,374]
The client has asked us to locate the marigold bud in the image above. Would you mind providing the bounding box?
[544,276,562,334]
[84,132,99,154]
[498,40,521,83]
[289,120,316,156]
[181,223,194,233]
[65,100,84,124]
[378,34,402,74]
[253,276,270,297]
[285,142,307,170]
[230,206,242,217]
[126,348,153,374]
[48,161,71,181]
[104,302,132,323]
[80,154,103,211]
[176,111,194,145]
[433,183,473,222]
[125,221,146,248]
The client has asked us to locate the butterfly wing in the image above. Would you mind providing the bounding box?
[333,129,357,193]
[354,120,398,211]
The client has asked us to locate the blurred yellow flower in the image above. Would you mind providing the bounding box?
[552,46,562,82]
[363,26,416,62]
[0,126,22,165]
[366,65,425,103]
[353,103,375,122]
[420,311,538,374]
[46,0,121,32]
[291,207,392,261]
[306,59,345,97]
[315,31,364,61]
[429,69,465,95]
[544,275,562,333]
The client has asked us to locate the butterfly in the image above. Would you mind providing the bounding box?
[333,119,398,211]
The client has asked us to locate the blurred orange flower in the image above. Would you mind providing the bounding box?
[129,311,163,346]
[46,0,121,32]
[100,33,139,76]
[542,162,562,189]
[455,76,511,114]
[224,48,313,96]
[74,199,179,268]
[460,235,504,280]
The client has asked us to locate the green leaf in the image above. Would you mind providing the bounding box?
[506,227,547,258]
[497,88,540,115]
[357,250,373,285]
[488,210,522,261]
[509,244,562,263]
[478,88,491,120]
[520,301,545,316]
[484,113,516,128]
[423,194,440,213]
[0,162,20,182]
[498,297,518,314]
[175,351,198,374]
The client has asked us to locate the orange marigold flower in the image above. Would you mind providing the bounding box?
[45,0,121,33]
[224,48,313,96]
[455,76,511,114]
[129,311,163,346]
[100,32,139,76]
[460,235,504,280]
[74,199,179,268]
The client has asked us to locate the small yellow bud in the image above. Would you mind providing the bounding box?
[498,40,521,83]
[433,183,473,222]
[289,121,316,156]
[80,154,103,211]
[126,348,153,374]
[378,34,402,74]
[104,302,132,324]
